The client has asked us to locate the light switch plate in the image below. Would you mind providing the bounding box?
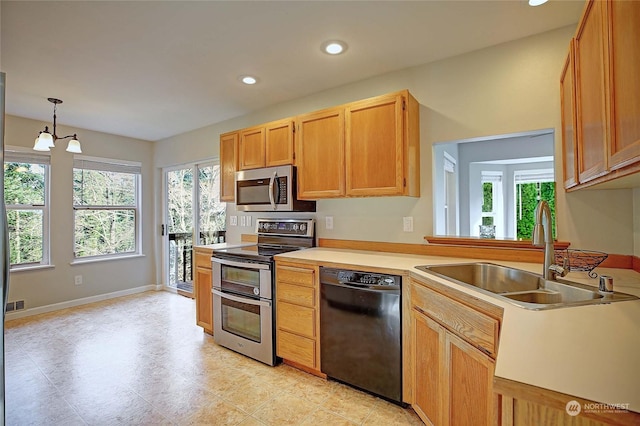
[403,217,414,232]
[240,216,247,227]
[325,216,334,230]
[230,216,238,226]
[246,216,252,227]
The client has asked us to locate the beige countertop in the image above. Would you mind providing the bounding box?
[275,247,640,412]
[195,242,255,251]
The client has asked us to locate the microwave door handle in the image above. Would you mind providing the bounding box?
[268,171,277,210]
[212,289,272,307]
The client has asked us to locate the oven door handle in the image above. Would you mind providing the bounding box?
[212,257,271,270]
[212,289,272,307]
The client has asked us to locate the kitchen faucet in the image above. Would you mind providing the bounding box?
[532,200,567,281]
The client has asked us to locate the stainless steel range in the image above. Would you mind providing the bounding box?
[211,218,315,366]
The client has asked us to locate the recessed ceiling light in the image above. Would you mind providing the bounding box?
[528,0,549,6]
[240,76,258,85]
[321,40,348,55]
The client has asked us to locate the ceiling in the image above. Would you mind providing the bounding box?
[1,0,584,142]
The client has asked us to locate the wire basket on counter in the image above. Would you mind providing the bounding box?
[554,249,608,278]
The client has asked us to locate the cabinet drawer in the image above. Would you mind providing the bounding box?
[411,283,499,358]
[277,330,316,368]
[194,250,213,269]
[277,266,315,287]
[277,302,315,338]
[278,282,315,308]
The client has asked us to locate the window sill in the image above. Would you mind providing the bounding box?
[10,264,55,273]
[70,253,146,266]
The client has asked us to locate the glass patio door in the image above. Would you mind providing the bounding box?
[163,162,225,295]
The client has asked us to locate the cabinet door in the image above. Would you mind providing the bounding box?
[560,41,579,189]
[346,93,404,196]
[195,265,213,334]
[266,119,294,166]
[446,332,495,426]
[413,310,445,426]
[575,0,609,183]
[296,107,345,198]
[239,127,266,170]
[220,132,238,202]
[608,0,640,170]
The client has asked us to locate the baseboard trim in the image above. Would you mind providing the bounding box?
[5,284,163,320]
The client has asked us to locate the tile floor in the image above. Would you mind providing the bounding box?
[4,291,423,425]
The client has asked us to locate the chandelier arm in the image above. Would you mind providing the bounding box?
[57,134,78,141]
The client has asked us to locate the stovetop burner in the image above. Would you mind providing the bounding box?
[212,219,315,263]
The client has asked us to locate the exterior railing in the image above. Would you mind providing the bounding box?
[169,231,226,286]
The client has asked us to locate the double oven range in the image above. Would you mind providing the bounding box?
[211,218,315,366]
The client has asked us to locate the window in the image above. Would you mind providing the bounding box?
[480,171,503,230]
[4,149,50,268]
[73,156,142,259]
[514,169,556,240]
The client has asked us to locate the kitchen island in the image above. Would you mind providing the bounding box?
[275,247,640,424]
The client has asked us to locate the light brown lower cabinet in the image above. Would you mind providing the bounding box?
[412,308,496,426]
[194,247,214,334]
[411,276,502,426]
[275,261,323,376]
[495,377,640,426]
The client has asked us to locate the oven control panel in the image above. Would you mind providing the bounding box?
[255,219,314,237]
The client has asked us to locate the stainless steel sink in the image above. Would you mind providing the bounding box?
[417,262,543,293]
[416,262,638,310]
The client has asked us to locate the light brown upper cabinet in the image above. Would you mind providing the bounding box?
[296,90,420,199]
[296,107,346,199]
[220,131,238,202]
[560,41,579,189]
[574,0,609,185]
[346,92,420,197]
[238,119,295,170]
[563,0,640,190]
[265,119,295,166]
[607,0,640,171]
[239,126,266,170]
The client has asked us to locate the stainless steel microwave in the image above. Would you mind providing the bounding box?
[235,165,316,212]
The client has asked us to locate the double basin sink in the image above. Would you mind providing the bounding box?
[416,262,638,310]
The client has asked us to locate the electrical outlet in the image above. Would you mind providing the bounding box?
[240,216,247,227]
[74,275,83,285]
[230,216,238,226]
[403,217,414,232]
[325,216,334,230]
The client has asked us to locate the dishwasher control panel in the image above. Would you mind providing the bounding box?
[320,267,401,287]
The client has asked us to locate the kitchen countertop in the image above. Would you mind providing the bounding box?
[195,242,256,251]
[275,247,640,412]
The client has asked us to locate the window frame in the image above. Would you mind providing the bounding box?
[4,147,51,270]
[72,155,142,262]
[480,171,503,229]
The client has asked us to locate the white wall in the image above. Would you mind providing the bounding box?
[433,143,459,236]
[5,115,156,310]
[156,25,636,256]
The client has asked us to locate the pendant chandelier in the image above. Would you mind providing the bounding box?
[33,98,82,153]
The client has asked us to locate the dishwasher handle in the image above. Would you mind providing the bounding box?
[324,280,401,292]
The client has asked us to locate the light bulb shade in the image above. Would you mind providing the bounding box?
[34,132,54,151]
[66,138,82,153]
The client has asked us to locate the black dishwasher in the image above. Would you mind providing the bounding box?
[320,267,403,404]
